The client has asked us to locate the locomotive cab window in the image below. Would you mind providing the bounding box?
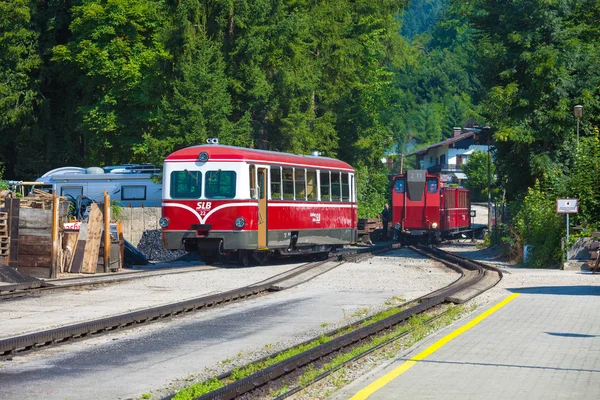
[427,179,438,194]
[394,179,405,193]
[205,170,236,199]
[170,170,202,199]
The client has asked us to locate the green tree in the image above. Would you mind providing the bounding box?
[52,0,172,165]
[0,0,41,178]
[463,150,494,201]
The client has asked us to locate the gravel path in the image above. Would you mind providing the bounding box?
[0,261,304,339]
[0,248,458,400]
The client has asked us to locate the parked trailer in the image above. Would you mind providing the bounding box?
[391,170,471,244]
[35,165,162,207]
[160,142,358,265]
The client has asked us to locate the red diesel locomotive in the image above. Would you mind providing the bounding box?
[160,142,358,265]
[391,170,471,243]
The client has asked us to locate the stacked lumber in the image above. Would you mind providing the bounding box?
[357,218,382,235]
[0,212,8,261]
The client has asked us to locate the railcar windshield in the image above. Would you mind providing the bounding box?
[170,170,202,199]
[394,179,405,193]
[427,179,438,194]
[205,170,237,199]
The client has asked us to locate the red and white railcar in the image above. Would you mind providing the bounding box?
[160,142,358,264]
[391,170,471,243]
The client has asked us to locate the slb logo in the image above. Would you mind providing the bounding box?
[196,202,212,211]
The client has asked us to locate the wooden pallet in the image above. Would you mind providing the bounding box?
[0,212,7,238]
[0,236,8,256]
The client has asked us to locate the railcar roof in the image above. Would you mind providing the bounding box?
[165,145,354,171]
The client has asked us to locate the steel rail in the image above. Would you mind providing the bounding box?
[193,246,492,400]
[0,243,399,300]
[0,244,398,358]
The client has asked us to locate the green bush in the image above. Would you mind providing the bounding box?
[512,181,563,268]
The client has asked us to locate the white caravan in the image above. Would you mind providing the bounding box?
[36,164,162,207]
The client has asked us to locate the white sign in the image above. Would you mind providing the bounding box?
[556,198,578,214]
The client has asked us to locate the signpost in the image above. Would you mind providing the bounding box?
[556,198,578,260]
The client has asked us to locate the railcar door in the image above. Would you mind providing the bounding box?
[257,168,268,249]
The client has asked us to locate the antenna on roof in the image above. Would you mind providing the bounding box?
[206,138,219,144]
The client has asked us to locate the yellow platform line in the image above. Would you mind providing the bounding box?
[349,293,520,400]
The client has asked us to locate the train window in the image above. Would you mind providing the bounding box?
[249,165,256,199]
[341,173,350,202]
[427,179,438,194]
[306,170,317,201]
[61,186,83,198]
[295,169,306,200]
[170,170,202,199]
[270,167,282,200]
[331,172,341,201]
[282,167,294,199]
[205,170,237,199]
[257,170,265,199]
[121,185,146,201]
[320,171,331,201]
[394,179,405,193]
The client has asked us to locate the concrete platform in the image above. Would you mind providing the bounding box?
[333,284,600,400]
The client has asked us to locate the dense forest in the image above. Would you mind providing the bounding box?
[2,0,600,266]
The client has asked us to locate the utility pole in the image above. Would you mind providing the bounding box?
[487,145,492,235]
[400,153,404,174]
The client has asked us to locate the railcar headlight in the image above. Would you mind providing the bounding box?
[394,222,401,230]
[431,222,438,229]
[198,151,209,162]
[235,217,246,228]
[159,217,170,228]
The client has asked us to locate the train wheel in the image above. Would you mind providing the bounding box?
[240,251,251,267]
[252,251,269,265]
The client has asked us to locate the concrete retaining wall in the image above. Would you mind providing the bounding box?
[120,207,161,246]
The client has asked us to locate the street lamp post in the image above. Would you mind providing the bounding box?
[574,105,583,144]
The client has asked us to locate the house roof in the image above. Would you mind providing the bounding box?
[407,130,477,156]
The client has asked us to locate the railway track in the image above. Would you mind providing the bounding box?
[0,243,400,359]
[180,245,502,400]
[0,264,218,300]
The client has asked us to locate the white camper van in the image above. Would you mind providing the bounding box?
[36,164,162,207]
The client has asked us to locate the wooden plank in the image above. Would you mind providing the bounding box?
[51,195,60,279]
[19,235,52,246]
[103,191,111,273]
[18,208,52,230]
[7,198,20,269]
[18,254,52,268]
[81,204,104,274]
[63,232,79,273]
[18,244,52,256]
[71,222,88,273]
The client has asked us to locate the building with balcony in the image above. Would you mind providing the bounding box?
[407,126,491,185]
